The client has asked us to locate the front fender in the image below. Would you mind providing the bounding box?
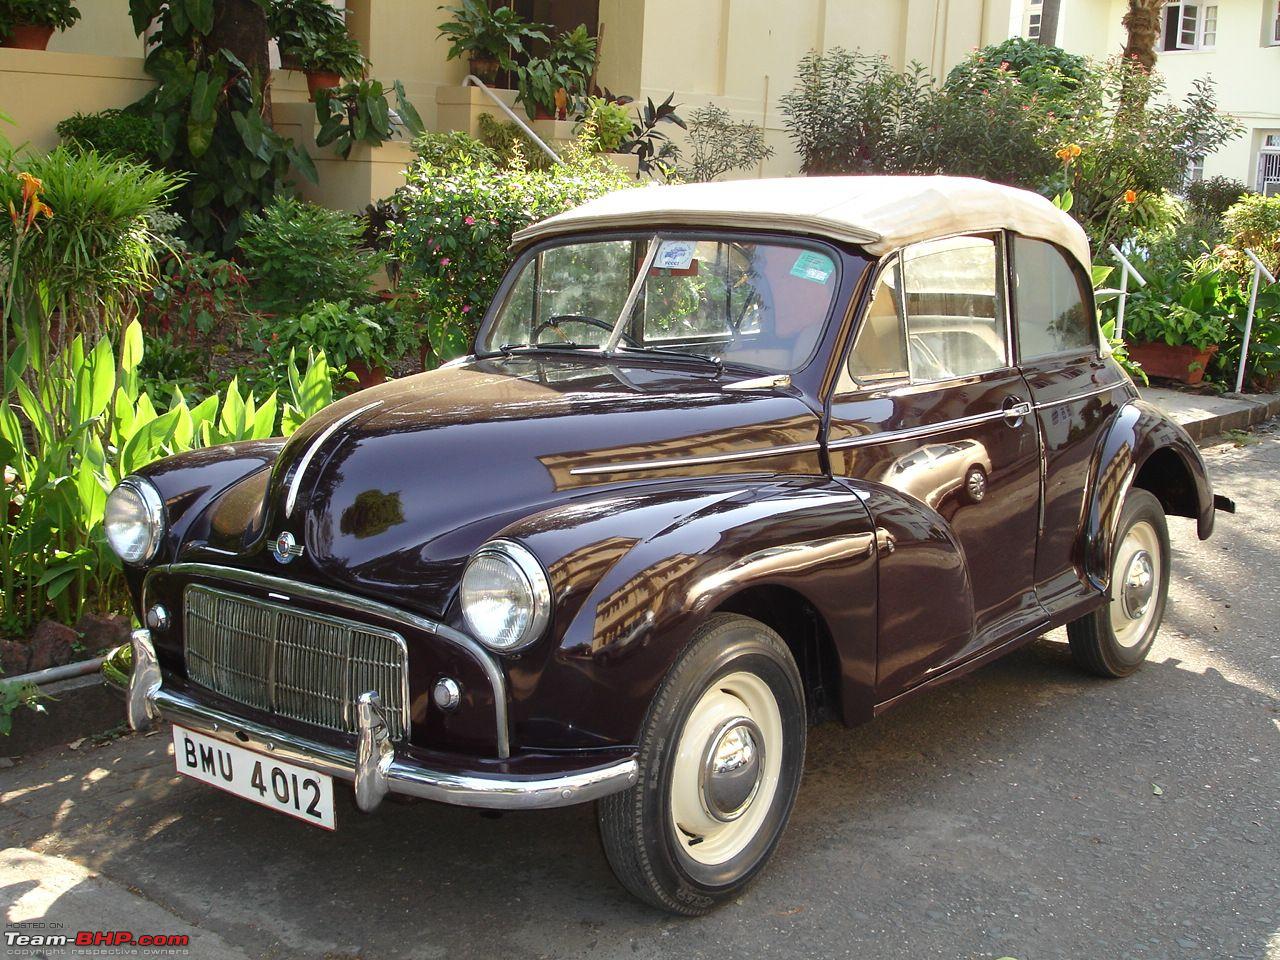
[496,477,877,749]
[1084,399,1213,589]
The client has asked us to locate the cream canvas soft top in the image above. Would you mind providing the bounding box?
[514,175,1093,271]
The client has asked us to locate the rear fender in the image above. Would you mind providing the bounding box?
[1084,399,1214,590]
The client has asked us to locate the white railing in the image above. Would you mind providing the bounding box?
[462,75,563,165]
[1095,243,1147,341]
[1235,248,1278,394]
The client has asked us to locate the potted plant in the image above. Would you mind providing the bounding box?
[0,0,81,50]
[1120,257,1230,385]
[269,0,348,72]
[437,0,548,88]
[296,26,367,100]
[516,25,597,120]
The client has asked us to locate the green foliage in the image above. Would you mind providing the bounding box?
[0,0,79,33]
[1185,176,1249,236]
[142,250,253,341]
[576,97,632,153]
[314,78,424,158]
[477,112,555,171]
[261,299,420,381]
[0,677,45,734]
[617,94,685,178]
[239,195,386,311]
[1220,193,1280,276]
[386,138,635,363]
[0,148,177,356]
[55,109,161,163]
[945,38,1090,109]
[515,25,598,118]
[1112,246,1232,352]
[293,19,366,77]
[677,104,774,182]
[0,320,336,632]
[411,128,497,169]
[126,0,317,253]
[264,0,355,73]
[436,0,548,68]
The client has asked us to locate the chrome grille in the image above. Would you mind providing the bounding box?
[183,584,409,740]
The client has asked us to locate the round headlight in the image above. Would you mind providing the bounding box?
[104,477,165,565]
[460,540,551,652]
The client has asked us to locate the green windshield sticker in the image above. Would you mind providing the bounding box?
[790,251,835,283]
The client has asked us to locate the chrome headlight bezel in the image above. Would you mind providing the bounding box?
[104,476,165,566]
[459,539,552,653]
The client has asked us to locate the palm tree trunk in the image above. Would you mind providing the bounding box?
[1122,0,1164,71]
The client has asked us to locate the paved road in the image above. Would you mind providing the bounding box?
[3,425,1278,960]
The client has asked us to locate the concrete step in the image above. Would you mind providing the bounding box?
[1139,386,1280,444]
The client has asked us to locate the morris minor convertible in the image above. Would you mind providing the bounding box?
[114,176,1228,914]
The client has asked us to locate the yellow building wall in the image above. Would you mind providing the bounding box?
[47,0,143,59]
[617,0,1015,176]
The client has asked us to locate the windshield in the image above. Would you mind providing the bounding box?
[478,234,841,373]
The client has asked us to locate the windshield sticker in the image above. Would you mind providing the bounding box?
[790,251,835,283]
[654,240,697,271]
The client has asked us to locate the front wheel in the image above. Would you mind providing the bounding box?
[1068,488,1170,677]
[597,614,806,915]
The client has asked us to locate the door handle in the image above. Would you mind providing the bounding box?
[1002,396,1033,427]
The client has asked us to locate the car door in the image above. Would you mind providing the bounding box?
[827,234,1045,700]
[1009,235,1128,616]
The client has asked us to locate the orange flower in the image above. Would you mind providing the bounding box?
[1055,143,1082,163]
[24,198,52,230]
[17,172,41,205]
[1124,189,1138,204]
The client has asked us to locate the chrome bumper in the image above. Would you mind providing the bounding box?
[127,630,638,812]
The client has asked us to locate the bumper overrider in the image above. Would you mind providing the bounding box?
[127,629,639,812]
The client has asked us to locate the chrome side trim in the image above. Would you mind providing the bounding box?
[568,440,822,476]
[145,563,512,758]
[148,685,639,811]
[284,401,381,517]
[722,373,792,393]
[828,408,1008,451]
[1032,381,1125,410]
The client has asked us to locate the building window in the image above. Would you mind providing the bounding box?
[1272,0,1280,44]
[1023,0,1042,40]
[1187,156,1205,183]
[1260,134,1280,196]
[1160,3,1217,50]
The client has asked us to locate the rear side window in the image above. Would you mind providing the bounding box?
[1012,236,1095,359]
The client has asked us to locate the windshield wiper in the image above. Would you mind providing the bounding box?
[615,345,724,372]
[499,342,602,353]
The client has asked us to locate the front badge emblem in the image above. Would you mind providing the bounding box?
[272,531,304,564]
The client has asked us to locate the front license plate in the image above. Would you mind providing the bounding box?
[172,725,336,830]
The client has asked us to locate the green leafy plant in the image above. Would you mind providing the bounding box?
[436,0,548,77]
[677,104,773,182]
[314,78,424,158]
[516,57,568,119]
[261,299,419,382]
[239,195,386,311]
[0,0,80,34]
[386,135,635,363]
[411,128,497,169]
[142,250,253,341]
[1115,249,1232,352]
[1185,176,1249,242]
[294,20,366,78]
[0,678,45,735]
[477,112,555,170]
[945,37,1091,110]
[616,93,685,178]
[576,97,632,153]
[516,26,597,119]
[55,109,161,163]
[126,0,317,253]
[1220,193,1280,276]
[269,0,347,67]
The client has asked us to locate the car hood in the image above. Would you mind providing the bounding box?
[187,354,820,616]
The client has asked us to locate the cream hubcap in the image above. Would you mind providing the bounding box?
[670,671,783,865]
[1111,519,1161,648]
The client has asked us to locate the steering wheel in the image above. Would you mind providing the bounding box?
[532,314,639,348]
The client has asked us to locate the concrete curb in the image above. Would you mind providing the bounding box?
[4,673,123,758]
[1139,387,1280,445]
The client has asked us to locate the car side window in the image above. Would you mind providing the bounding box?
[844,257,910,387]
[1012,235,1096,359]
[900,234,1007,381]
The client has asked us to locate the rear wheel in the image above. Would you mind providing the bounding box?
[1068,488,1170,677]
[597,614,806,915]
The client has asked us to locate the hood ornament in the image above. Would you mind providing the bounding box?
[271,531,304,564]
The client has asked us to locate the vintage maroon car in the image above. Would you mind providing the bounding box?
[113,176,1227,914]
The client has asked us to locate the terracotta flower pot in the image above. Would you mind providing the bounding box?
[305,70,343,100]
[1126,341,1219,385]
[1,24,56,50]
[468,56,500,86]
[346,359,389,392]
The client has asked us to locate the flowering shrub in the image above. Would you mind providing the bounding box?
[387,139,635,363]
